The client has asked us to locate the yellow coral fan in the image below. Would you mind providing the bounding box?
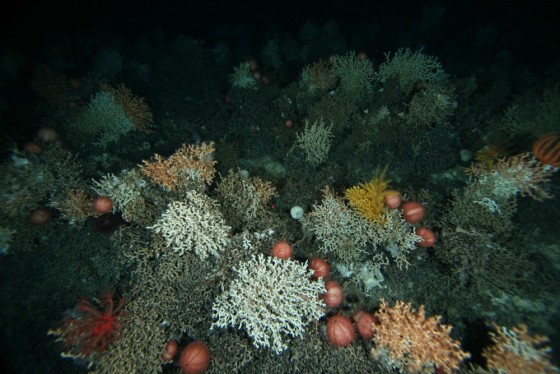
[345,168,394,223]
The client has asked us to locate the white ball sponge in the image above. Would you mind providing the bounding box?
[290,205,304,220]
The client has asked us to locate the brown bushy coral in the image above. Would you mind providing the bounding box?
[436,230,532,296]
[216,169,277,230]
[50,188,95,225]
[100,83,154,134]
[140,142,216,190]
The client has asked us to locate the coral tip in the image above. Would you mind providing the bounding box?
[352,311,377,340]
[36,127,59,143]
[27,208,52,225]
[162,339,178,362]
[23,142,43,155]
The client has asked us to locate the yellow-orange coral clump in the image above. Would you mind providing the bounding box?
[140,142,216,190]
[345,169,395,223]
[371,299,470,373]
[483,323,559,374]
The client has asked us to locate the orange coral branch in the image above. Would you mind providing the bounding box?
[140,142,216,190]
[372,299,470,373]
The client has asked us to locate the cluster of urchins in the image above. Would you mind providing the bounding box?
[161,340,210,374]
[315,193,437,347]
[383,191,436,248]
[160,198,436,373]
[307,256,376,347]
[272,241,382,348]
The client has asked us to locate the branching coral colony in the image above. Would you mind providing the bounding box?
[483,323,560,374]
[24,35,558,374]
[140,142,217,190]
[371,299,470,373]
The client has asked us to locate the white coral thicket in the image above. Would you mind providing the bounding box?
[295,119,334,165]
[211,254,326,353]
[73,91,134,148]
[374,48,446,93]
[148,190,230,260]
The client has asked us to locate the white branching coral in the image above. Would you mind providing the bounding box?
[483,323,559,373]
[331,52,374,100]
[303,187,420,269]
[148,190,230,260]
[374,48,447,94]
[372,209,422,270]
[73,91,134,148]
[211,253,326,353]
[467,153,554,202]
[302,187,371,263]
[230,62,257,89]
[295,119,334,165]
[91,170,145,213]
[405,83,456,126]
[216,169,277,229]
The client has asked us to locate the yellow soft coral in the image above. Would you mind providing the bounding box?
[345,168,395,223]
